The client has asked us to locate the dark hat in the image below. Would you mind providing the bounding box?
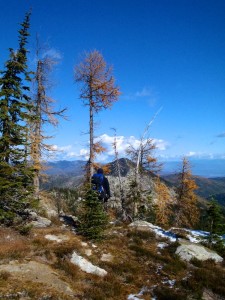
[97,168,103,174]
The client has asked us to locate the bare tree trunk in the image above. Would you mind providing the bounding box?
[134,108,162,217]
[2,100,10,163]
[33,60,42,198]
[112,129,129,220]
[89,100,94,182]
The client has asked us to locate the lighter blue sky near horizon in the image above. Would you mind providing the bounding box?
[0,0,225,162]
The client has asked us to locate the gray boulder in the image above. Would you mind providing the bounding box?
[176,240,223,263]
[30,216,51,228]
[70,251,107,277]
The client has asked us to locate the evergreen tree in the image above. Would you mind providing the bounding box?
[78,189,108,240]
[206,198,225,247]
[0,12,34,224]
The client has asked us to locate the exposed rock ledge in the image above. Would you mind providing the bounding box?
[0,260,74,297]
[70,251,107,277]
[176,240,223,263]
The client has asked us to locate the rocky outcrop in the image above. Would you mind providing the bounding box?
[129,220,177,241]
[70,251,107,277]
[45,234,69,243]
[30,216,51,228]
[0,261,74,297]
[175,240,223,263]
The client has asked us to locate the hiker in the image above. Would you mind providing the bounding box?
[91,168,111,203]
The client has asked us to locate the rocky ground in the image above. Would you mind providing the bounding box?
[1,197,225,300]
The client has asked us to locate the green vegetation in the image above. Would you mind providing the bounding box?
[0,12,35,225]
[78,189,108,240]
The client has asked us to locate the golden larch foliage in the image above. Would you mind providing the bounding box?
[154,177,173,228]
[174,157,199,228]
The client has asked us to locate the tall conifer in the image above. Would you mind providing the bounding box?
[0,12,34,224]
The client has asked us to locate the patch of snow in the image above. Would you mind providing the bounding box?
[127,287,149,300]
[186,234,199,243]
[70,251,107,277]
[129,221,177,242]
[92,244,97,248]
[157,242,168,249]
[153,227,177,242]
[188,230,209,237]
[128,295,142,300]
[185,229,209,243]
[162,279,176,288]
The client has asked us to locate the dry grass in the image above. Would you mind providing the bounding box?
[184,260,225,297]
[0,279,74,300]
[0,270,11,281]
[1,217,225,300]
[0,227,31,260]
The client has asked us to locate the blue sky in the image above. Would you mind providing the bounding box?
[0,0,225,162]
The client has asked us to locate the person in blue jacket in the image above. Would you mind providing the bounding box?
[91,168,111,203]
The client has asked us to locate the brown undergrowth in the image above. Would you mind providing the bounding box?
[1,220,225,299]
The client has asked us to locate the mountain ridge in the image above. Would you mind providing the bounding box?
[42,159,225,206]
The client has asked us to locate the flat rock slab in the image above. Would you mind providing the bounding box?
[71,251,107,277]
[45,234,69,243]
[176,240,223,263]
[30,216,51,228]
[0,260,74,297]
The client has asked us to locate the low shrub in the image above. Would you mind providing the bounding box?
[185,263,225,297]
[126,229,155,241]
[154,286,187,300]
[0,271,11,281]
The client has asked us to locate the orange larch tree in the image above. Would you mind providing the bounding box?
[174,157,199,228]
[154,176,173,228]
[74,50,120,182]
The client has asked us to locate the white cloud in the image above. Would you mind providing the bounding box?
[95,134,168,158]
[186,151,197,157]
[135,87,152,97]
[52,145,72,151]
[50,134,168,162]
[185,151,225,159]
[42,48,62,60]
[122,87,157,107]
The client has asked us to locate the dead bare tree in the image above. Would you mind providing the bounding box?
[30,43,66,197]
[126,107,162,217]
[111,128,131,221]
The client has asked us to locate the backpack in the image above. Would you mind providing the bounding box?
[91,173,106,200]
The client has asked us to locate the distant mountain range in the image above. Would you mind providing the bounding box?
[42,158,134,189]
[42,158,225,206]
[162,174,225,204]
[45,158,225,178]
